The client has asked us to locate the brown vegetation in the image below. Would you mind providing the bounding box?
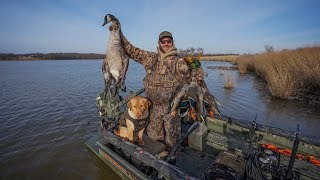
[224,69,235,89]
[233,55,255,74]
[207,66,238,70]
[200,55,239,61]
[177,47,239,61]
[232,47,320,99]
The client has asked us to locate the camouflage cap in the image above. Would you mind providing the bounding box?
[159,31,173,40]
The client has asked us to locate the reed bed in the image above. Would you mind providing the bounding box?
[233,55,255,74]
[200,55,239,61]
[233,47,320,99]
[224,69,235,89]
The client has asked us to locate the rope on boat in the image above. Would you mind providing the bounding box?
[245,152,299,180]
[262,144,320,167]
[245,152,264,180]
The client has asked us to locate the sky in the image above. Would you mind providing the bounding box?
[1,0,320,54]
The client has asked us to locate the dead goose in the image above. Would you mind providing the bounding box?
[102,14,129,96]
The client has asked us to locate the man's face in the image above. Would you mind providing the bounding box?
[159,37,173,53]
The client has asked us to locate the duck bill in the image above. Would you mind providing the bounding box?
[102,20,108,26]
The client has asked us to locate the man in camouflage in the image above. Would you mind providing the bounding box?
[116,28,218,147]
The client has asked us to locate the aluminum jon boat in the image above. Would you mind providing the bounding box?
[85,89,320,180]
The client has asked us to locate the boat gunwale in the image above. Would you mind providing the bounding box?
[85,134,150,180]
[207,116,320,147]
[98,127,198,180]
[97,141,151,180]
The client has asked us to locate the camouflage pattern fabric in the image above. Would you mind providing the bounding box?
[147,104,181,147]
[119,30,216,146]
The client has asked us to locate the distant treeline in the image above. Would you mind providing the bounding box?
[203,53,239,56]
[0,53,105,60]
[178,47,239,57]
[1,51,240,61]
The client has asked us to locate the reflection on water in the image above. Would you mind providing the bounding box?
[0,60,319,179]
[0,60,121,180]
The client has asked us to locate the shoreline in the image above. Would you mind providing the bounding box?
[200,55,239,61]
[1,54,240,61]
[0,53,105,61]
[0,58,103,61]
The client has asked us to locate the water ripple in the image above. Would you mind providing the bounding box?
[0,60,319,179]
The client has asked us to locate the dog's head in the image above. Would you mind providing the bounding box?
[128,96,151,119]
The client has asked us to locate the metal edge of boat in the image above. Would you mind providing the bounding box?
[205,116,320,179]
[206,116,320,156]
[85,133,150,180]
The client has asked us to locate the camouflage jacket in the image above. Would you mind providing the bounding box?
[120,33,191,104]
[120,33,190,79]
[119,32,220,114]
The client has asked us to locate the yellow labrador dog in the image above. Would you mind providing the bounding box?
[114,96,151,146]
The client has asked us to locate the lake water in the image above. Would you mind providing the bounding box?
[0,60,319,179]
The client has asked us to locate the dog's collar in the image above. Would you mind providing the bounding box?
[123,111,149,132]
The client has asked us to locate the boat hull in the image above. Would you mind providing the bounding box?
[85,134,149,180]
[86,116,320,179]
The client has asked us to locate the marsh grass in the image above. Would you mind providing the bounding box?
[233,47,320,99]
[254,53,296,98]
[224,69,235,89]
[200,55,239,61]
[234,55,255,74]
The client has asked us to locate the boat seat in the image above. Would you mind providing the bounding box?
[99,119,166,157]
[125,135,167,169]
[142,134,166,156]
